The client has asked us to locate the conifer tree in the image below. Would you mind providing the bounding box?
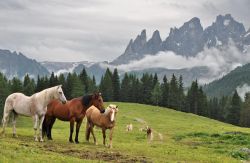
[161,75,169,107]
[10,77,23,93]
[0,73,10,117]
[99,68,113,101]
[112,68,120,101]
[169,74,179,109]
[71,73,85,98]
[151,82,162,106]
[178,75,185,111]
[23,74,35,96]
[226,90,241,125]
[120,73,130,102]
[240,93,250,127]
[79,68,89,93]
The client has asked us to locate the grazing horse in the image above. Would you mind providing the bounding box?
[86,104,118,148]
[1,85,67,142]
[43,92,105,143]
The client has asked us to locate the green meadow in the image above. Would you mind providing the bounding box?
[1,102,250,163]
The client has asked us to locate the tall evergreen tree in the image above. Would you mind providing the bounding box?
[99,68,113,101]
[178,75,185,111]
[120,73,130,102]
[161,75,169,107]
[240,93,250,127]
[86,76,97,94]
[23,74,35,96]
[0,73,10,117]
[197,86,207,116]
[226,90,241,125]
[141,73,154,104]
[112,68,120,101]
[79,68,90,93]
[185,80,199,114]
[65,73,73,99]
[71,73,85,98]
[151,82,162,106]
[49,72,58,87]
[10,77,23,93]
[153,73,158,86]
[169,74,179,109]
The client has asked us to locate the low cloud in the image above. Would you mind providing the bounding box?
[114,43,250,84]
[236,84,250,101]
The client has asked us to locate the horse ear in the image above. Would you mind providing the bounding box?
[57,85,62,89]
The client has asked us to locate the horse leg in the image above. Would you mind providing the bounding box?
[85,120,91,142]
[109,128,114,148]
[48,117,56,140]
[12,112,18,137]
[102,128,106,146]
[89,124,97,145]
[39,115,45,142]
[75,120,83,144]
[32,114,39,141]
[69,118,75,143]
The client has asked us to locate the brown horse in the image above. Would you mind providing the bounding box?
[42,93,105,143]
[86,104,118,148]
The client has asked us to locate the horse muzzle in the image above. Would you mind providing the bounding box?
[62,100,67,104]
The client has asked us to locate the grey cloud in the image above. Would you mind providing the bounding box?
[0,0,249,62]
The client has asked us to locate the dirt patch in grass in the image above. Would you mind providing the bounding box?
[59,149,149,163]
[45,145,149,163]
[39,142,150,163]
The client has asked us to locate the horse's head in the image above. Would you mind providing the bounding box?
[107,104,118,122]
[91,92,105,113]
[54,85,67,104]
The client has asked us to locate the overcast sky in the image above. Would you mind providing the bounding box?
[0,0,249,62]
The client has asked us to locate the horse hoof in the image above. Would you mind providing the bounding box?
[40,139,44,142]
[12,134,18,138]
[35,138,38,142]
[69,140,74,143]
[75,141,79,144]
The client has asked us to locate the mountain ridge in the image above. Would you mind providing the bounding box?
[112,14,248,65]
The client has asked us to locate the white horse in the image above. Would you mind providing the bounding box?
[1,85,67,142]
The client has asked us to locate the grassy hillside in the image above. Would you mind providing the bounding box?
[204,63,250,97]
[1,103,250,162]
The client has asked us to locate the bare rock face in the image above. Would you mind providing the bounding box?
[112,14,248,65]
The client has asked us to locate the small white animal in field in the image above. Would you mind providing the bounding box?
[126,123,133,131]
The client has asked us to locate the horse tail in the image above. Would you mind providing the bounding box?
[2,96,12,125]
[85,120,91,141]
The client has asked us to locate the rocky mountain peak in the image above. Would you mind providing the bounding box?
[151,30,161,42]
[204,14,246,48]
[162,17,204,57]
[112,14,248,65]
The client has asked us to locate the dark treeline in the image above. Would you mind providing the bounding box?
[0,68,249,127]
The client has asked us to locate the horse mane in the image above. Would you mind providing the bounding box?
[82,94,93,107]
[104,107,112,115]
